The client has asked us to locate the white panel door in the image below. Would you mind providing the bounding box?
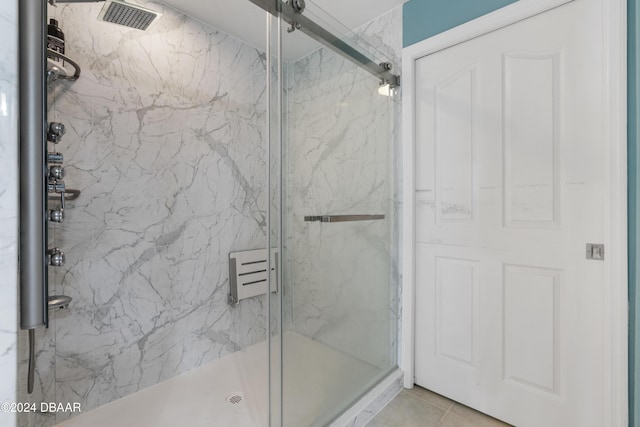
[413,1,607,426]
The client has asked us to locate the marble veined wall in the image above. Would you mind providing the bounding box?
[285,8,402,368]
[18,1,268,425]
[0,1,18,426]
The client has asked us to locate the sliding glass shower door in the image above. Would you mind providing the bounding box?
[268,2,400,425]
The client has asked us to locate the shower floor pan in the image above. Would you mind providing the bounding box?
[54,332,393,427]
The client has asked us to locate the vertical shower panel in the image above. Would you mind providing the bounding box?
[19,0,48,331]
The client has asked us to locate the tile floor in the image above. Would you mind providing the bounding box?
[368,386,512,427]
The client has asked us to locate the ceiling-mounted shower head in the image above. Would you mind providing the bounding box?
[98,1,161,31]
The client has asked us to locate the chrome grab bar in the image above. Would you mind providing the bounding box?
[304,214,385,223]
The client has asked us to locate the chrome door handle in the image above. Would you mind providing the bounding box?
[304,214,385,223]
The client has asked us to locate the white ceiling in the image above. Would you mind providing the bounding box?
[157,0,406,61]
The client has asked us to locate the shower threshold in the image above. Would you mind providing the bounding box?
[53,332,398,427]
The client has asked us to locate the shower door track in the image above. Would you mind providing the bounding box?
[248,0,400,87]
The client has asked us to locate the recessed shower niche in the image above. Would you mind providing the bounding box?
[17,0,402,426]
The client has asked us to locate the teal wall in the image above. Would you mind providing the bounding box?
[630,1,639,425]
[404,0,638,424]
[403,0,518,47]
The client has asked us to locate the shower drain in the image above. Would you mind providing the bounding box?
[225,392,245,405]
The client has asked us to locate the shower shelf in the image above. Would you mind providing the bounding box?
[47,49,81,81]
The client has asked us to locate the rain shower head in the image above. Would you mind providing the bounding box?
[98,1,160,30]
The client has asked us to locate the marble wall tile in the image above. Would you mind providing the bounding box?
[18,1,269,424]
[0,1,19,426]
[284,8,402,368]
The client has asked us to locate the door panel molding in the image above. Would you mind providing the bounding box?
[401,0,627,425]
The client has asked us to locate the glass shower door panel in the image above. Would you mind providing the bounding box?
[288,74,393,365]
[281,21,397,425]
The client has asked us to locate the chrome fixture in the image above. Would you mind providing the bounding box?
[48,295,72,310]
[48,165,66,224]
[48,209,64,223]
[49,188,81,201]
[63,188,81,201]
[47,121,66,143]
[48,152,64,164]
[47,65,61,82]
[48,175,66,224]
[291,0,305,13]
[49,0,105,4]
[287,22,301,33]
[48,181,65,194]
[304,214,386,223]
[286,0,305,33]
[249,0,400,87]
[47,50,81,81]
[49,165,65,180]
[27,330,35,394]
[48,248,65,267]
[48,146,67,223]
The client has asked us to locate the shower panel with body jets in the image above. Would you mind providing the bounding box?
[19,0,161,396]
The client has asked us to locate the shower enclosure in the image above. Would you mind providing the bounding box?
[267,3,401,424]
[17,1,401,426]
